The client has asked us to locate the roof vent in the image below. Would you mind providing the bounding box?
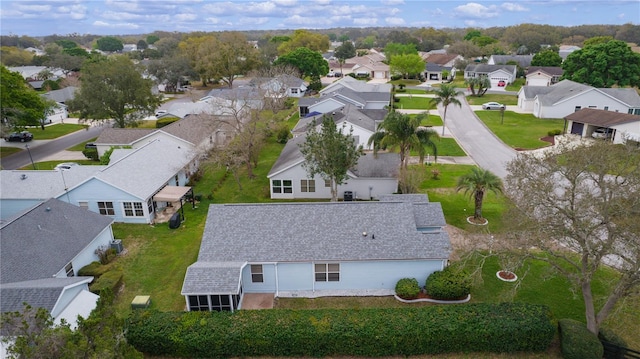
[20,174,27,180]
[362,231,367,237]
[46,207,51,212]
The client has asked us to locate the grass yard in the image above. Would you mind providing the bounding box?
[19,159,99,170]
[505,78,525,92]
[27,123,87,139]
[419,113,444,126]
[67,137,97,151]
[475,111,564,150]
[409,138,467,157]
[466,94,518,106]
[0,146,22,158]
[396,96,436,110]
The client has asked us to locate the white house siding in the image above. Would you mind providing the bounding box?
[0,199,43,220]
[49,284,90,318]
[535,90,634,119]
[275,262,314,292]
[242,263,277,293]
[612,122,640,144]
[52,226,115,279]
[336,121,374,149]
[526,74,552,87]
[518,91,535,112]
[60,178,151,223]
[269,164,397,200]
[45,103,68,124]
[488,69,514,84]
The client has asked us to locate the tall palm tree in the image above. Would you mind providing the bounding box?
[431,83,463,136]
[367,111,438,169]
[456,167,503,220]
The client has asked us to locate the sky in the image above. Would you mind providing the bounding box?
[1,0,638,37]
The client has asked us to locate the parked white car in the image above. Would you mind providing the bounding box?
[592,127,612,139]
[482,102,505,110]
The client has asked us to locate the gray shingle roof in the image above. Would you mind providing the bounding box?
[490,55,533,67]
[524,80,640,107]
[0,277,91,314]
[40,86,77,103]
[465,64,516,74]
[0,166,105,200]
[600,88,640,107]
[526,66,564,77]
[267,134,306,177]
[95,128,155,145]
[0,198,113,284]
[181,262,244,294]
[320,76,392,94]
[161,114,220,146]
[379,193,430,202]
[565,108,640,126]
[182,201,451,293]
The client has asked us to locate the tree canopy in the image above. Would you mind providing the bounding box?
[277,29,330,55]
[383,42,417,59]
[273,47,329,80]
[69,56,160,128]
[390,53,425,79]
[456,167,503,221]
[96,36,124,52]
[504,140,640,335]
[299,116,363,201]
[334,41,356,62]
[1,65,50,129]
[561,39,640,87]
[431,84,463,136]
[531,49,563,67]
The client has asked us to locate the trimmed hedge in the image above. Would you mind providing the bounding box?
[89,269,123,295]
[78,261,110,278]
[126,303,555,358]
[395,278,420,299]
[558,319,603,359]
[424,266,471,300]
[156,117,179,128]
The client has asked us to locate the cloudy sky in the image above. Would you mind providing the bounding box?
[1,0,638,37]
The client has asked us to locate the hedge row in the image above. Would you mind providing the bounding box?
[558,319,603,359]
[126,303,555,358]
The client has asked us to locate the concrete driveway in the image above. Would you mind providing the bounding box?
[436,95,517,178]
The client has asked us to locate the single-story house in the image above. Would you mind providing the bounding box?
[0,198,116,328]
[181,195,451,311]
[320,76,392,95]
[525,67,563,87]
[419,52,463,68]
[0,166,106,220]
[293,104,387,150]
[267,134,399,200]
[40,86,77,124]
[299,87,391,117]
[517,80,640,118]
[564,108,640,144]
[345,52,386,66]
[559,45,581,60]
[250,74,307,98]
[487,54,533,68]
[424,62,455,81]
[464,64,517,86]
[351,62,391,80]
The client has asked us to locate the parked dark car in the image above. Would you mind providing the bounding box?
[4,131,33,142]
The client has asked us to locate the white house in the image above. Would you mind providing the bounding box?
[517,80,640,118]
[525,67,563,87]
[300,77,391,117]
[181,195,451,311]
[564,108,640,144]
[41,86,77,124]
[250,74,307,98]
[0,198,116,330]
[464,64,517,86]
[267,134,399,201]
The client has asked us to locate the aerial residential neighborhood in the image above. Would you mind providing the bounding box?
[1,1,640,357]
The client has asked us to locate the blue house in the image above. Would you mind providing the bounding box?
[181,194,451,312]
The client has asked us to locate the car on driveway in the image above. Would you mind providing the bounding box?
[592,127,612,139]
[482,102,505,110]
[4,131,33,142]
[497,80,506,87]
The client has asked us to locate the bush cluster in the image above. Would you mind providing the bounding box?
[424,266,471,300]
[599,327,628,359]
[558,319,603,359]
[156,117,179,128]
[78,261,110,278]
[82,148,99,161]
[89,269,123,295]
[395,277,420,299]
[547,129,563,136]
[126,303,555,358]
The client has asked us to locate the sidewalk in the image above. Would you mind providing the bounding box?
[408,155,476,166]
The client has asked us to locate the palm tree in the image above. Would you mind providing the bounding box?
[431,83,463,136]
[456,167,503,221]
[367,111,438,169]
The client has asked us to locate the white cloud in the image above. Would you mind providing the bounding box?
[313,0,332,5]
[15,4,51,12]
[101,11,141,21]
[175,13,198,21]
[501,2,528,11]
[237,17,270,25]
[385,17,405,25]
[381,0,405,5]
[272,0,297,6]
[92,20,139,29]
[454,2,499,18]
[104,0,139,12]
[617,13,625,19]
[353,17,378,26]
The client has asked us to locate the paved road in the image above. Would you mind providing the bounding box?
[436,95,517,178]
[1,124,106,170]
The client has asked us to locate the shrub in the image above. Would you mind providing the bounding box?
[558,319,603,359]
[126,303,555,357]
[275,123,292,144]
[90,269,123,295]
[547,129,563,136]
[431,169,441,179]
[599,327,628,359]
[391,74,402,81]
[82,148,99,161]
[395,278,420,299]
[156,117,179,128]
[78,261,110,278]
[424,266,471,300]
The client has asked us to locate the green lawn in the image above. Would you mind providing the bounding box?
[409,138,466,157]
[419,113,443,126]
[27,124,87,139]
[0,146,22,158]
[505,77,525,92]
[466,94,519,106]
[67,137,97,151]
[396,96,436,110]
[475,111,564,150]
[19,159,99,170]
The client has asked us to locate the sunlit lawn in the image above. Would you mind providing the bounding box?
[0,146,22,158]
[466,94,519,106]
[397,96,436,110]
[19,159,99,170]
[475,111,564,150]
[67,137,97,151]
[27,123,87,139]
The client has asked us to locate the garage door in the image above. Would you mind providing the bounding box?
[570,122,584,135]
[374,71,384,79]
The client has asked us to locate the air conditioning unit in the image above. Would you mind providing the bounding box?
[110,239,123,254]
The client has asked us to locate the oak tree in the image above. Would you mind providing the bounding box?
[562,39,640,87]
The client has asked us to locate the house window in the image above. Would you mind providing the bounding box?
[123,202,144,217]
[315,263,340,282]
[97,201,114,215]
[272,180,292,194]
[291,88,299,94]
[147,198,154,215]
[210,295,233,312]
[589,106,597,109]
[604,106,609,111]
[251,264,264,283]
[575,106,582,112]
[79,201,88,210]
[300,107,309,116]
[325,179,331,187]
[301,179,315,193]
[188,295,209,311]
[65,262,74,277]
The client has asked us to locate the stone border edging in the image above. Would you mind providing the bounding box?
[394,294,471,304]
[496,271,518,282]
